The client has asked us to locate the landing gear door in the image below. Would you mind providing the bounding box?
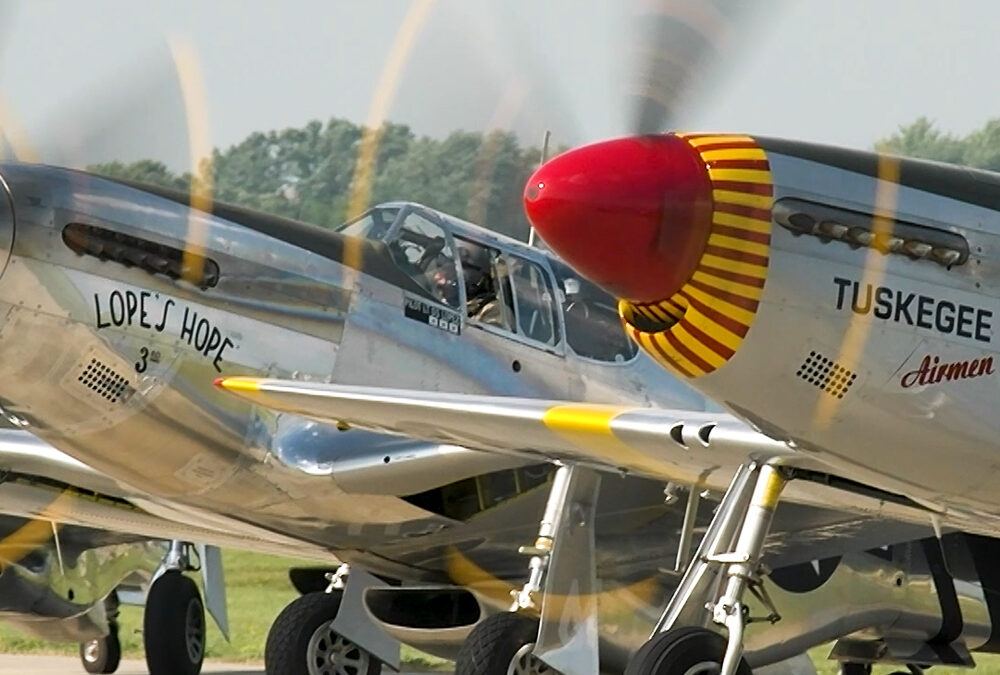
[331,568,401,670]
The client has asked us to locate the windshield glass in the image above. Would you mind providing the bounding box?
[386,211,459,307]
[551,260,638,362]
[508,256,559,346]
[336,206,400,240]
[456,238,514,331]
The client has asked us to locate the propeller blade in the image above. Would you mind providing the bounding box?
[629,0,759,134]
[33,45,192,170]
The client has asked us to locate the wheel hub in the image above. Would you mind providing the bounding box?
[509,643,552,675]
[683,663,721,675]
[308,620,370,675]
[185,598,205,663]
[82,639,100,663]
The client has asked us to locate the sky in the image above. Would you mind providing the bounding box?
[1,0,1000,170]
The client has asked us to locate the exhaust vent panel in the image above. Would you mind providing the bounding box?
[77,358,130,403]
[797,351,857,399]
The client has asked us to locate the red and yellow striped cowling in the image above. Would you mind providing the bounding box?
[620,133,773,378]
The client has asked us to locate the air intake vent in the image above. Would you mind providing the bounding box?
[78,359,129,403]
[797,351,857,399]
[63,223,220,289]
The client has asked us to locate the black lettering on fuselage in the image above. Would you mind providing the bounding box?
[873,287,893,319]
[92,289,237,370]
[851,281,871,314]
[95,294,110,329]
[833,277,851,309]
[936,301,956,333]
[894,291,914,325]
[213,338,235,372]
[957,305,974,339]
[180,307,196,342]
[154,299,174,332]
[977,309,993,342]
[833,278,993,343]
[139,291,151,329]
[109,290,126,325]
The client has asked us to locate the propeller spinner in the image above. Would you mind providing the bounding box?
[523,133,713,303]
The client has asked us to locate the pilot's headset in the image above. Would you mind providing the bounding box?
[460,245,491,295]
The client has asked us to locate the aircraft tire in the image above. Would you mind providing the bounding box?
[265,590,381,675]
[838,663,872,675]
[624,627,751,675]
[79,623,121,674]
[455,612,554,675]
[143,571,206,675]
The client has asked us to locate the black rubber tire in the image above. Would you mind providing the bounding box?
[79,624,121,674]
[455,612,546,675]
[143,571,205,675]
[265,591,381,675]
[839,663,872,675]
[624,627,751,675]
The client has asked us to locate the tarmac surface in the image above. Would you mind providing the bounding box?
[0,653,265,674]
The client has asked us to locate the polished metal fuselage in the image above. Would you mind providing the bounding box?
[0,163,705,563]
[687,143,1000,525]
[0,162,996,666]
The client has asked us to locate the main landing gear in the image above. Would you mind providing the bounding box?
[627,461,788,675]
[145,542,208,675]
[265,563,398,675]
[456,464,602,675]
[456,460,789,675]
[79,541,211,675]
[267,589,379,675]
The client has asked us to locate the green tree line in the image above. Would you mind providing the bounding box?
[90,119,546,241]
[90,115,999,245]
[875,116,1000,170]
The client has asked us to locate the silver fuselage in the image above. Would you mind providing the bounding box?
[637,139,1000,526]
[0,163,997,667]
[0,164,704,562]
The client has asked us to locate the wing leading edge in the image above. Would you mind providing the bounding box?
[216,377,795,488]
[216,377,991,530]
[215,376,794,487]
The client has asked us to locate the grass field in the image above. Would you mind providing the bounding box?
[0,549,449,669]
[2,550,1000,674]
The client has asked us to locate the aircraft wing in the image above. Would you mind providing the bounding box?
[214,377,951,529]
[0,427,334,560]
[216,376,792,483]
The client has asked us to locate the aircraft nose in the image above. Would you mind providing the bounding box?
[523,134,713,303]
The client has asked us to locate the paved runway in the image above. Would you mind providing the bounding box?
[0,653,264,674]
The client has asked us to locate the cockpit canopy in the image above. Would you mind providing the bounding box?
[337,203,637,363]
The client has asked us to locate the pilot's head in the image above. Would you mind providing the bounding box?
[460,246,491,294]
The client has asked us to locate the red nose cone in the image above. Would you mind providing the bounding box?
[524,134,713,302]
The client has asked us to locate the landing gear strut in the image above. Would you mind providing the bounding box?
[628,461,789,675]
[457,464,601,675]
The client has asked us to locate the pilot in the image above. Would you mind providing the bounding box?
[459,246,490,310]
